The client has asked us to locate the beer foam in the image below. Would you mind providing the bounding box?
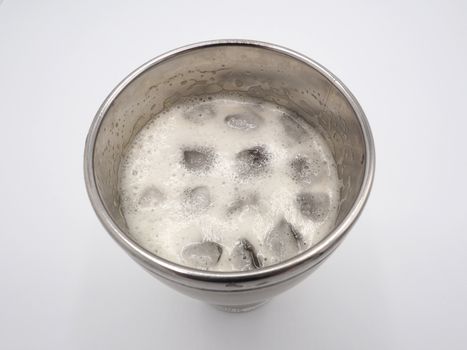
[118,94,341,271]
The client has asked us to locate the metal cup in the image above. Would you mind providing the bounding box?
[84,40,375,312]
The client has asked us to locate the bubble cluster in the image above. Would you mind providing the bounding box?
[225,113,263,131]
[118,93,341,271]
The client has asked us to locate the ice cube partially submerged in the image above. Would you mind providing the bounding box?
[230,239,262,271]
[184,103,216,124]
[226,192,259,215]
[138,187,165,208]
[296,192,330,222]
[236,146,270,177]
[281,114,308,142]
[182,147,215,172]
[264,219,304,262]
[290,156,314,184]
[290,154,325,183]
[181,241,223,269]
[183,186,211,213]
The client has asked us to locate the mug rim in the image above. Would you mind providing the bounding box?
[84,39,375,284]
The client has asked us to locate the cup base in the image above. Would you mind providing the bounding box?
[211,300,270,313]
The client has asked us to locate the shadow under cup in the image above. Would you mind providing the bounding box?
[84,40,374,312]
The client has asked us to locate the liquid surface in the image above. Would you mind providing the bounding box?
[118,94,341,271]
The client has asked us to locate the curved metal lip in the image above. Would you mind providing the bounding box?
[84,39,375,284]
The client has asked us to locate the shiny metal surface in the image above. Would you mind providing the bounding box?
[84,40,375,312]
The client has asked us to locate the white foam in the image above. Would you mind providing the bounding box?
[118,94,341,271]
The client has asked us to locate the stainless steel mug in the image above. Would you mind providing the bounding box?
[84,40,375,312]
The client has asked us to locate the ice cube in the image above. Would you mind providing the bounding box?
[290,156,313,183]
[226,192,259,215]
[264,218,304,262]
[183,186,211,213]
[184,103,216,124]
[290,153,328,184]
[181,241,223,269]
[182,147,215,172]
[236,146,270,177]
[138,186,165,208]
[224,113,262,131]
[296,192,330,222]
[230,239,262,271]
[280,114,308,141]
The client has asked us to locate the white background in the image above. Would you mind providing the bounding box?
[1,1,466,349]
